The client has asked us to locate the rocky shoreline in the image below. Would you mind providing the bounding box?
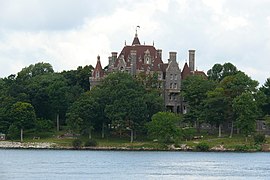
[0,141,57,149]
[1,141,269,152]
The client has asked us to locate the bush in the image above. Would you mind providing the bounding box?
[72,139,82,149]
[253,133,266,145]
[84,139,98,147]
[35,118,54,132]
[182,128,196,141]
[8,124,20,140]
[234,145,249,152]
[195,142,209,152]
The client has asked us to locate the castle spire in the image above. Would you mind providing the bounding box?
[132,25,141,45]
[135,25,140,37]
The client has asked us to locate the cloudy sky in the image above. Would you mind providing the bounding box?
[0,0,270,85]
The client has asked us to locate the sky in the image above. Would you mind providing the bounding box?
[0,0,270,85]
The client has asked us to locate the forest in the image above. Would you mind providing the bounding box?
[0,62,270,145]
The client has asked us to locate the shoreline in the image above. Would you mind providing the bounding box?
[1,141,269,152]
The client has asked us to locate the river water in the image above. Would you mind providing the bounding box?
[0,149,270,179]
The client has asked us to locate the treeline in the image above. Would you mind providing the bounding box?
[182,62,270,139]
[0,62,163,141]
[0,62,270,142]
[0,62,94,140]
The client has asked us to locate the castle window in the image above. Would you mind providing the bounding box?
[170,74,173,80]
[146,57,150,64]
[96,71,100,78]
[175,74,177,80]
[174,83,177,89]
[170,83,172,89]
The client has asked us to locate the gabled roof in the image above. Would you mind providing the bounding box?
[132,36,141,45]
[92,55,104,78]
[181,62,207,79]
[181,62,191,80]
[113,44,164,72]
[193,70,207,78]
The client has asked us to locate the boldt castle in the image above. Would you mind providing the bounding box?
[89,31,206,114]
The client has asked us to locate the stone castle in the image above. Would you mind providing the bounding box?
[89,31,206,113]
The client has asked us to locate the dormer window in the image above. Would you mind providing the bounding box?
[144,49,151,64]
[146,57,150,64]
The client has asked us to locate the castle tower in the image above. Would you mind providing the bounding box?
[89,55,104,90]
[189,50,195,72]
[130,50,137,76]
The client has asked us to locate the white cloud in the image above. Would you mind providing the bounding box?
[221,16,249,30]
[0,0,164,76]
[0,0,270,86]
[202,0,225,14]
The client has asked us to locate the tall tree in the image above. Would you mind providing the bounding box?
[232,92,258,141]
[88,72,163,141]
[9,102,36,142]
[26,73,69,130]
[67,91,99,139]
[17,62,54,81]
[101,72,147,142]
[182,75,216,131]
[260,78,270,116]
[61,65,94,92]
[220,72,258,137]
[204,87,226,137]
[207,62,238,82]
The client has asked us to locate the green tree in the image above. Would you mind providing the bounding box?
[232,92,258,141]
[88,72,163,141]
[66,91,99,139]
[26,73,69,130]
[207,62,238,82]
[17,62,54,81]
[136,72,164,122]
[9,102,36,142]
[204,87,226,137]
[61,65,94,92]
[220,72,258,137]
[182,75,216,131]
[101,72,147,142]
[259,78,270,115]
[147,112,181,143]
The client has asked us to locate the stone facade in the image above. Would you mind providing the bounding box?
[89,33,206,113]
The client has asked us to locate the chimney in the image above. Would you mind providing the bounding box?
[157,49,162,59]
[108,56,112,67]
[130,50,137,76]
[189,50,195,72]
[111,52,118,63]
[169,52,177,62]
